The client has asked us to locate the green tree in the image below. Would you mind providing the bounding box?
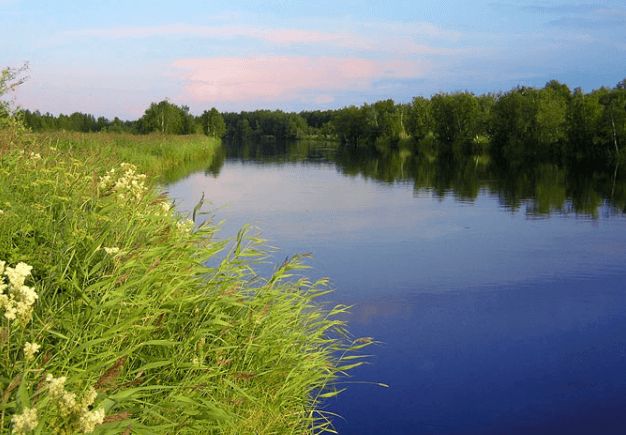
[138,100,186,134]
[372,99,404,144]
[567,88,603,162]
[0,64,29,128]
[534,84,569,158]
[491,87,538,162]
[431,92,481,154]
[332,106,368,146]
[406,96,434,142]
[598,85,626,162]
[201,108,226,138]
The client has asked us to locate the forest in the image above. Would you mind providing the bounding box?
[22,101,226,138]
[21,79,626,166]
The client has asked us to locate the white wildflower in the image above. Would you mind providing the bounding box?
[98,168,116,190]
[29,152,42,160]
[81,387,98,408]
[58,391,78,415]
[5,262,33,288]
[120,162,137,172]
[160,201,172,213]
[45,375,104,427]
[2,299,17,320]
[23,342,41,361]
[0,261,38,324]
[45,374,79,415]
[11,407,38,434]
[103,247,120,255]
[0,209,4,215]
[78,408,105,433]
[99,163,147,202]
[176,219,194,233]
[46,374,67,397]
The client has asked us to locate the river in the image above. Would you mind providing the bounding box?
[167,141,626,434]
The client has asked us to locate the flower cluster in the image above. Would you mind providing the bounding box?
[103,246,121,256]
[160,200,172,214]
[45,375,105,433]
[11,407,38,434]
[176,219,194,234]
[23,341,41,361]
[78,408,106,433]
[98,163,147,202]
[0,261,38,324]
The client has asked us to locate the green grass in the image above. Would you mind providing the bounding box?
[0,131,368,434]
[25,132,223,183]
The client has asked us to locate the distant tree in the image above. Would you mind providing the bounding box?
[431,92,482,154]
[235,118,253,142]
[138,100,186,134]
[598,86,626,162]
[544,80,571,100]
[332,106,368,146]
[534,84,569,158]
[371,99,404,144]
[0,63,29,128]
[299,110,334,132]
[566,88,603,162]
[491,87,538,162]
[406,97,434,142]
[201,108,226,137]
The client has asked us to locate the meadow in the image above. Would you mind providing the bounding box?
[0,130,366,434]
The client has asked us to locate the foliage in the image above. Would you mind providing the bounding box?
[567,88,604,162]
[0,64,29,112]
[137,100,196,135]
[405,97,434,143]
[430,92,483,154]
[15,74,626,166]
[21,102,225,139]
[0,132,366,433]
[222,110,308,143]
[200,108,226,138]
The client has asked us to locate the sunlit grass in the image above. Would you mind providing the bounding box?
[0,132,367,433]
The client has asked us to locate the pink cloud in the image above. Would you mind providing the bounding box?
[172,56,429,105]
[63,23,461,56]
[65,24,358,47]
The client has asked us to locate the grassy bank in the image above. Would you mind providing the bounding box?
[0,132,365,434]
[23,132,223,183]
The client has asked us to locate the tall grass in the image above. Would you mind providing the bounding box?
[0,132,368,434]
[26,132,222,183]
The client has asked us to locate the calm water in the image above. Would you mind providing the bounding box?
[167,142,626,434]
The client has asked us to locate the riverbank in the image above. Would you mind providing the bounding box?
[0,131,363,433]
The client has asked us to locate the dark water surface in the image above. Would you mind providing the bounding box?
[167,142,626,434]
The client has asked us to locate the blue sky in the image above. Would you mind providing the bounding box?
[1,0,625,118]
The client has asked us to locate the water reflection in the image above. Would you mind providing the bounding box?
[166,140,626,434]
[222,140,626,218]
[159,144,227,184]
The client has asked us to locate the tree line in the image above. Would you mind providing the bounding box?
[217,79,626,166]
[327,79,626,166]
[22,100,226,138]
[19,79,626,166]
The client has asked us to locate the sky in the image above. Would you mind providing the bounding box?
[1,0,625,119]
